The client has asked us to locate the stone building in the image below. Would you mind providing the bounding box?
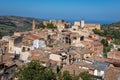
[72,18,101,32]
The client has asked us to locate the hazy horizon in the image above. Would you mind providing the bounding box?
[0,14,118,25]
[0,0,120,24]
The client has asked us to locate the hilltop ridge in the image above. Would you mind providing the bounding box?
[0,16,43,38]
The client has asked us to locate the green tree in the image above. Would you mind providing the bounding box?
[101,39,108,47]
[79,71,94,80]
[93,29,103,36]
[103,46,111,53]
[56,72,62,80]
[36,23,46,29]
[101,39,111,58]
[19,60,56,80]
[62,71,72,80]
[44,67,56,80]
[8,29,14,36]
[112,39,120,45]
[118,48,120,51]
[72,75,79,80]
[47,23,57,29]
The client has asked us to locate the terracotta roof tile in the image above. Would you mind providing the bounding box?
[62,64,88,75]
[29,49,49,62]
[104,67,120,80]
[29,34,41,39]
[108,51,120,60]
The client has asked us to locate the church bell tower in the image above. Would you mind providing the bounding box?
[81,18,85,28]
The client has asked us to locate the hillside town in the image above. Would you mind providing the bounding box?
[0,18,120,80]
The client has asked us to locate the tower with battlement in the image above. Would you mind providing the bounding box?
[8,38,14,53]
[32,19,36,31]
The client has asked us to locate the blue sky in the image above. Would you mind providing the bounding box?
[0,0,120,24]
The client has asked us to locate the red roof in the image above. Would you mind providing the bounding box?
[30,34,41,39]
[106,36,111,41]
[106,61,120,67]
[0,62,4,65]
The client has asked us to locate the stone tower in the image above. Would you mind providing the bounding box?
[81,18,85,28]
[8,38,14,53]
[32,19,36,31]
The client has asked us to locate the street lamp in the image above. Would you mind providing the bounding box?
[0,48,4,62]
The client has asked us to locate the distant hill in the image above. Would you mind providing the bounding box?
[0,16,44,38]
[100,21,120,45]
[102,21,120,30]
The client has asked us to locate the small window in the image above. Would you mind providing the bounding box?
[80,36,84,41]
[28,48,30,51]
[73,37,77,40]
[22,47,26,52]
[73,29,76,30]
